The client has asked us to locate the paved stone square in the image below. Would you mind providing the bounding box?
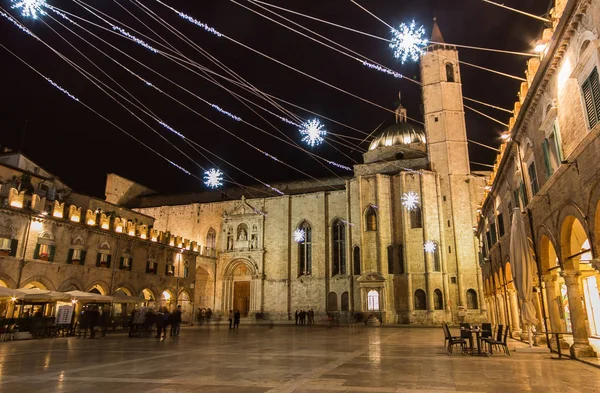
[0,325,599,392]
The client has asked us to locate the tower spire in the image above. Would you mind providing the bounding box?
[395,92,407,123]
[430,17,445,43]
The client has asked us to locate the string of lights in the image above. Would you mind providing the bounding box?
[0,43,201,182]
[42,8,351,186]
[13,10,282,198]
[235,0,510,129]
[152,1,400,117]
[54,1,355,176]
[128,0,356,179]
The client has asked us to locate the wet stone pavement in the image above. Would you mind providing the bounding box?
[0,325,599,392]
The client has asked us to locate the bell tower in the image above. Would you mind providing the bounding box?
[420,18,470,176]
[419,19,480,311]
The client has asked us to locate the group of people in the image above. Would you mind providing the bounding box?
[197,308,213,325]
[228,310,241,329]
[294,309,315,325]
[128,305,183,338]
[78,306,110,339]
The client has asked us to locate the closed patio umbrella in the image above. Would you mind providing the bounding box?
[510,208,539,347]
[64,290,113,303]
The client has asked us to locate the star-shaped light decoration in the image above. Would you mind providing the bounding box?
[389,21,428,64]
[401,191,420,211]
[293,228,305,243]
[11,0,46,19]
[299,118,326,147]
[204,168,223,189]
[424,240,437,253]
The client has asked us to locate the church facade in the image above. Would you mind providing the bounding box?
[117,26,487,325]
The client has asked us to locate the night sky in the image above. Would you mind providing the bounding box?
[0,0,551,198]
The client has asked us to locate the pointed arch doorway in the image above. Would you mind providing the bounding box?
[223,259,260,317]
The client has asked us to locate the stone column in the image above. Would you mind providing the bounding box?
[508,290,522,337]
[533,287,545,333]
[561,271,596,358]
[496,294,506,326]
[542,275,569,348]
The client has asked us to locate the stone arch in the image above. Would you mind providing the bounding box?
[575,30,597,63]
[113,284,135,296]
[560,214,591,271]
[556,202,588,238]
[140,287,157,302]
[364,205,378,231]
[224,258,258,278]
[0,273,16,289]
[72,236,85,246]
[20,276,54,290]
[99,241,111,251]
[86,280,110,295]
[39,230,55,242]
[0,222,15,238]
[539,233,561,274]
[57,278,84,292]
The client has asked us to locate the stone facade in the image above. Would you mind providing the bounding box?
[477,0,600,357]
[123,29,487,325]
[0,153,198,322]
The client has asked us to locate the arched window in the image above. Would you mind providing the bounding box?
[446,63,455,82]
[410,206,422,228]
[433,289,443,310]
[414,289,426,310]
[466,289,479,309]
[298,221,312,276]
[387,245,394,274]
[327,292,338,311]
[353,246,361,275]
[365,206,377,231]
[206,228,216,249]
[367,290,379,311]
[341,292,349,311]
[433,243,441,272]
[332,220,346,276]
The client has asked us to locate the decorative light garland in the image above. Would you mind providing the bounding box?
[168,160,191,175]
[327,160,352,171]
[46,78,79,101]
[177,11,222,37]
[210,104,242,121]
[260,150,280,162]
[158,121,184,139]
[361,60,403,79]
[265,184,284,195]
[293,228,305,242]
[401,191,420,211]
[299,118,326,147]
[279,116,298,126]
[0,10,38,38]
[111,25,159,54]
[389,21,427,64]
[10,0,45,19]
[424,240,437,253]
[204,168,224,188]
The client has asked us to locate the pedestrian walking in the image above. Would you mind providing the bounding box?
[295,310,299,325]
[155,308,165,338]
[233,310,241,329]
[228,310,233,329]
[171,305,182,336]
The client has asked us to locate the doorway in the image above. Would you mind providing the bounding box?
[233,281,250,317]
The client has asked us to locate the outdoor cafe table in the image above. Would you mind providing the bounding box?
[462,327,486,356]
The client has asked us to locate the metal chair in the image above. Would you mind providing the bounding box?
[487,325,510,355]
[443,324,466,354]
[482,325,503,354]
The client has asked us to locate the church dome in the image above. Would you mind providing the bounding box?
[368,122,426,151]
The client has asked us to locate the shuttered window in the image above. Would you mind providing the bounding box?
[582,67,600,129]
